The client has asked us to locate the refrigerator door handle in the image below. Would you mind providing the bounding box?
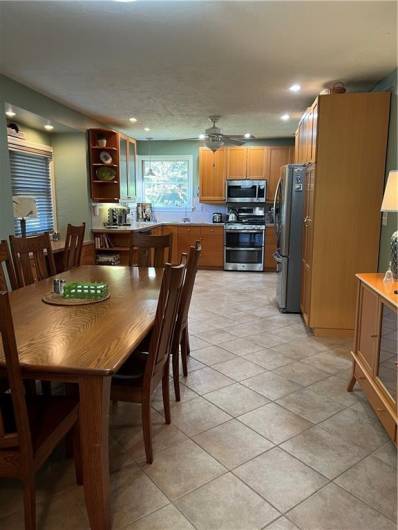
[272,250,284,263]
[273,177,282,239]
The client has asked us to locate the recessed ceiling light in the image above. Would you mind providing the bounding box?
[289,84,301,93]
[44,123,54,131]
[280,114,290,121]
[144,127,150,132]
[244,133,251,139]
[129,117,137,123]
[5,108,16,118]
[198,133,206,140]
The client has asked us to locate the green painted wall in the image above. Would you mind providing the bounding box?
[7,121,51,145]
[0,74,101,241]
[137,137,295,190]
[373,69,398,272]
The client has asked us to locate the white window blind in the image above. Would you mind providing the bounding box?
[9,148,55,236]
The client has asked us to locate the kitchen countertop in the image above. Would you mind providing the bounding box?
[92,222,225,233]
[356,273,398,308]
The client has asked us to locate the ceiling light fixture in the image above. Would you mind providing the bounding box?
[289,84,301,93]
[244,133,251,139]
[129,117,137,123]
[280,114,290,121]
[5,107,16,118]
[144,127,150,132]
[44,123,54,131]
[198,133,206,140]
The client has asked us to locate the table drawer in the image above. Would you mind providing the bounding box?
[355,363,396,440]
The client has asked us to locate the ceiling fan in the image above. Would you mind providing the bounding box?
[190,115,255,152]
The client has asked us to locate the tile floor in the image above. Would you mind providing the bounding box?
[0,271,396,529]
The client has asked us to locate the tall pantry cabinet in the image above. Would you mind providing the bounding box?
[295,92,390,336]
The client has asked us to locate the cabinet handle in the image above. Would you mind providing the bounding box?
[370,334,379,338]
[375,407,385,413]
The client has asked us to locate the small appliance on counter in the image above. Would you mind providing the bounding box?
[105,207,130,228]
[136,203,152,222]
[212,212,223,223]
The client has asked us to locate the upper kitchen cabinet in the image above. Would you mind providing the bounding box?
[247,147,269,180]
[119,136,137,200]
[299,92,390,336]
[226,147,247,179]
[199,147,226,203]
[88,128,120,203]
[267,146,294,201]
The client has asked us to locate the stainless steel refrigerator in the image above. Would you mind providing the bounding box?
[273,164,306,312]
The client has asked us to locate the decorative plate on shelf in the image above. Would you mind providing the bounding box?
[99,151,113,165]
[96,166,116,181]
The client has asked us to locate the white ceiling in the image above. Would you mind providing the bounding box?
[0,1,396,140]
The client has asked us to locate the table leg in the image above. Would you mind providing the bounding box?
[79,375,112,530]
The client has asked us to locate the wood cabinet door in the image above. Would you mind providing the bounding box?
[162,225,178,262]
[264,228,277,271]
[177,226,201,256]
[300,165,315,320]
[310,101,318,163]
[226,147,247,179]
[267,146,292,201]
[199,227,224,267]
[357,285,381,374]
[199,148,226,202]
[247,147,267,180]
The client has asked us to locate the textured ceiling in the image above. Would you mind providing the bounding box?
[0,1,396,140]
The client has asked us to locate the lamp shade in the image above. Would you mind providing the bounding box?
[381,170,398,212]
[12,196,38,219]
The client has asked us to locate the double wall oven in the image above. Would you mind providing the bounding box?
[224,182,267,271]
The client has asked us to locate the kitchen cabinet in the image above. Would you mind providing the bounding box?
[177,226,202,256]
[120,137,137,200]
[348,274,397,444]
[296,92,390,335]
[226,147,247,179]
[199,226,224,268]
[162,225,178,262]
[267,146,294,201]
[247,147,269,180]
[199,147,226,203]
[264,227,277,271]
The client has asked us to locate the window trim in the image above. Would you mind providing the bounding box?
[137,154,193,211]
[8,136,58,235]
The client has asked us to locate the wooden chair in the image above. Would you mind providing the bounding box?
[171,241,201,401]
[62,223,86,271]
[0,291,82,530]
[9,233,56,288]
[129,232,173,267]
[0,240,17,292]
[111,260,186,464]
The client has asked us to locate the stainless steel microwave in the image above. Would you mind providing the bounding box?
[226,180,266,203]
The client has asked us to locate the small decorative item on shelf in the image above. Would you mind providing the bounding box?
[330,81,346,94]
[97,134,107,148]
[96,166,116,181]
[99,151,113,165]
[63,281,108,300]
[383,262,394,283]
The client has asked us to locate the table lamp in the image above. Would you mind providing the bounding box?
[380,170,398,279]
[12,196,38,238]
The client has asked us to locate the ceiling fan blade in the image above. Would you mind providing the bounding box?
[224,137,245,146]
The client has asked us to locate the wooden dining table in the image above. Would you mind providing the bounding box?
[0,265,163,530]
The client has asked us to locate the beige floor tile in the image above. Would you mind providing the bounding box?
[319,405,388,451]
[307,374,363,407]
[168,397,231,436]
[183,366,234,394]
[176,473,280,529]
[219,337,264,356]
[193,419,273,469]
[335,455,397,521]
[245,348,296,369]
[264,516,300,529]
[303,351,352,374]
[194,328,236,345]
[274,361,330,386]
[124,504,195,530]
[213,357,265,381]
[184,355,207,372]
[242,371,302,400]
[143,439,226,500]
[188,334,211,351]
[276,388,344,423]
[235,447,327,513]
[239,402,312,444]
[287,483,396,530]
[152,380,198,410]
[372,441,397,468]
[204,383,268,417]
[249,332,288,349]
[272,337,329,360]
[191,345,237,365]
[111,464,169,528]
[281,425,369,479]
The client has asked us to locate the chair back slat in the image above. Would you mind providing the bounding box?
[9,233,56,288]
[0,292,33,456]
[0,240,17,291]
[172,241,201,351]
[129,232,173,267]
[63,223,85,271]
[144,262,185,386]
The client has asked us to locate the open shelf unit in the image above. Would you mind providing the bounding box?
[88,128,120,202]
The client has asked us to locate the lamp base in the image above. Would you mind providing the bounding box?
[20,218,27,238]
[391,230,398,280]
